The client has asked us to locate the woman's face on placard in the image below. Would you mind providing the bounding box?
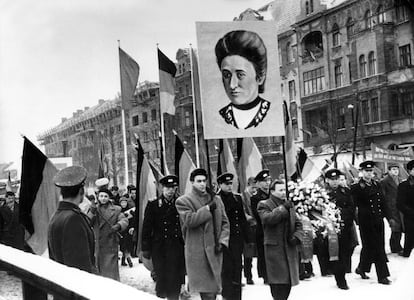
[220,55,264,105]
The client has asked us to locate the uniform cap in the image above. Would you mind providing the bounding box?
[217,172,234,184]
[387,163,399,170]
[359,160,375,170]
[53,166,87,187]
[255,169,271,182]
[159,175,179,187]
[407,160,414,171]
[325,168,342,179]
[95,177,109,188]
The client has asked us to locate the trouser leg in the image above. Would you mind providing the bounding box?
[200,292,216,300]
[403,231,414,257]
[270,284,292,300]
[243,256,253,280]
[390,232,403,253]
[375,261,390,279]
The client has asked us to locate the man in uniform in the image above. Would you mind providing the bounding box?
[381,164,403,253]
[325,169,355,289]
[397,160,414,257]
[0,191,25,250]
[175,168,229,300]
[48,166,96,274]
[250,169,271,284]
[217,173,248,300]
[351,161,392,285]
[142,175,185,300]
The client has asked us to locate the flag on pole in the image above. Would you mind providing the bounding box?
[237,137,263,194]
[217,139,239,192]
[158,48,177,115]
[5,171,13,193]
[190,47,202,112]
[119,47,140,110]
[284,101,296,178]
[174,132,196,195]
[19,137,60,255]
[98,143,106,178]
[134,137,157,256]
[292,148,323,182]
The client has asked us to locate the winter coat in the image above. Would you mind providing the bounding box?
[48,201,96,274]
[88,202,128,280]
[257,195,301,286]
[175,187,230,293]
[381,174,403,232]
[397,176,414,235]
[0,201,25,250]
[119,206,135,254]
[142,195,185,298]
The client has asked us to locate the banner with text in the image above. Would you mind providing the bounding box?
[371,143,414,163]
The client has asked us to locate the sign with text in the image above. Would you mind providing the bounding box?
[371,143,414,163]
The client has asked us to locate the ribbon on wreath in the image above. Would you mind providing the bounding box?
[299,217,314,262]
[309,211,339,261]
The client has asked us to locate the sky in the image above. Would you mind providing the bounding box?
[0,0,271,171]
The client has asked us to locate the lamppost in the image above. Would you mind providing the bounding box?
[348,102,359,165]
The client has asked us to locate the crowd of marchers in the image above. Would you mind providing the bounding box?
[1,159,414,300]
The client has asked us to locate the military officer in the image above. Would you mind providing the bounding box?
[397,160,414,257]
[250,169,272,284]
[351,161,392,285]
[142,175,185,300]
[325,169,356,290]
[217,173,249,300]
[48,166,96,275]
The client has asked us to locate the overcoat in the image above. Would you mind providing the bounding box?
[142,194,185,298]
[257,195,301,286]
[381,174,403,232]
[351,179,390,265]
[88,202,128,280]
[397,176,414,236]
[48,201,96,273]
[0,201,25,250]
[175,187,230,293]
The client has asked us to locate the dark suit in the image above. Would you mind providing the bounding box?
[142,195,185,298]
[250,188,269,281]
[0,201,25,250]
[48,201,96,273]
[219,191,248,300]
[397,176,414,257]
[351,179,390,279]
[381,174,403,252]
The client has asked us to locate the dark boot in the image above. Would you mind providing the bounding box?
[127,257,133,267]
[121,256,127,266]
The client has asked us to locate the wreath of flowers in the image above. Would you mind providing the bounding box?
[287,180,342,235]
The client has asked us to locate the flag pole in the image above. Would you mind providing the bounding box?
[157,44,169,175]
[189,44,200,167]
[118,40,130,186]
[281,135,290,201]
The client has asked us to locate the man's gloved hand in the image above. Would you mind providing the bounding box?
[214,243,225,254]
[208,201,217,212]
[142,251,151,259]
[111,223,121,232]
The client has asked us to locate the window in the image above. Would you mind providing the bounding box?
[399,44,412,67]
[402,92,413,116]
[396,0,409,23]
[346,17,354,39]
[371,97,380,122]
[310,0,314,13]
[306,1,310,14]
[278,47,283,66]
[185,110,191,127]
[332,23,340,47]
[132,115,139,126]
[348,61,353,82]
[143,112,148,123]
[337,106,346,129]
[334,61,343,87]
[365,10,372,29]
[368,51,376,75]
[287,42,294,63]
[117,141,123,151]
[389,91,414,118]
[359,55,367,77]
[288,80,296,100]
[143,132,149,142]
[303,67,325,95]
[377,5,385,23]
[116,124,121,133]
[361,100,369,123]
[151,109,157,121]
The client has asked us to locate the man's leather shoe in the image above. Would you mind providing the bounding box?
[337,282,349,290]
[355,267,370,279]
[246,278,254,285]
[378,278,391,285]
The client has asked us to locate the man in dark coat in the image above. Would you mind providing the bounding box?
[381,164,403,253]
[48,166,96,275]
[0,191,25,250]
[257,180,301,300]
[142,175,185,300]
[351,161,392,285]
[397,160,414,257]
[217,173,249,300]
[250,169,271,284]
[325,169,355,290]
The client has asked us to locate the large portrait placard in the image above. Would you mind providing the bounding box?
[196,21,283,139]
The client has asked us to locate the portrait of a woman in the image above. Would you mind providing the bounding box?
[215,30,270,130]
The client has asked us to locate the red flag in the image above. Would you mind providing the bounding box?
[217,139,238,192]
[158,49,177,115]
[119,47,140,110]
[237,138,263,194]
[284,101,296,178]
[174,133,196,195]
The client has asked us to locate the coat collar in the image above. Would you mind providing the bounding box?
[58,200,81,211]
[219,96,270,129]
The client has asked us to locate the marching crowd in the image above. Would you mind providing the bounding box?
[1,158,414,300]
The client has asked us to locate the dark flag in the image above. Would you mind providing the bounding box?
[158,48,177,115]
[174,132,196,195]
[119,47,140,110]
